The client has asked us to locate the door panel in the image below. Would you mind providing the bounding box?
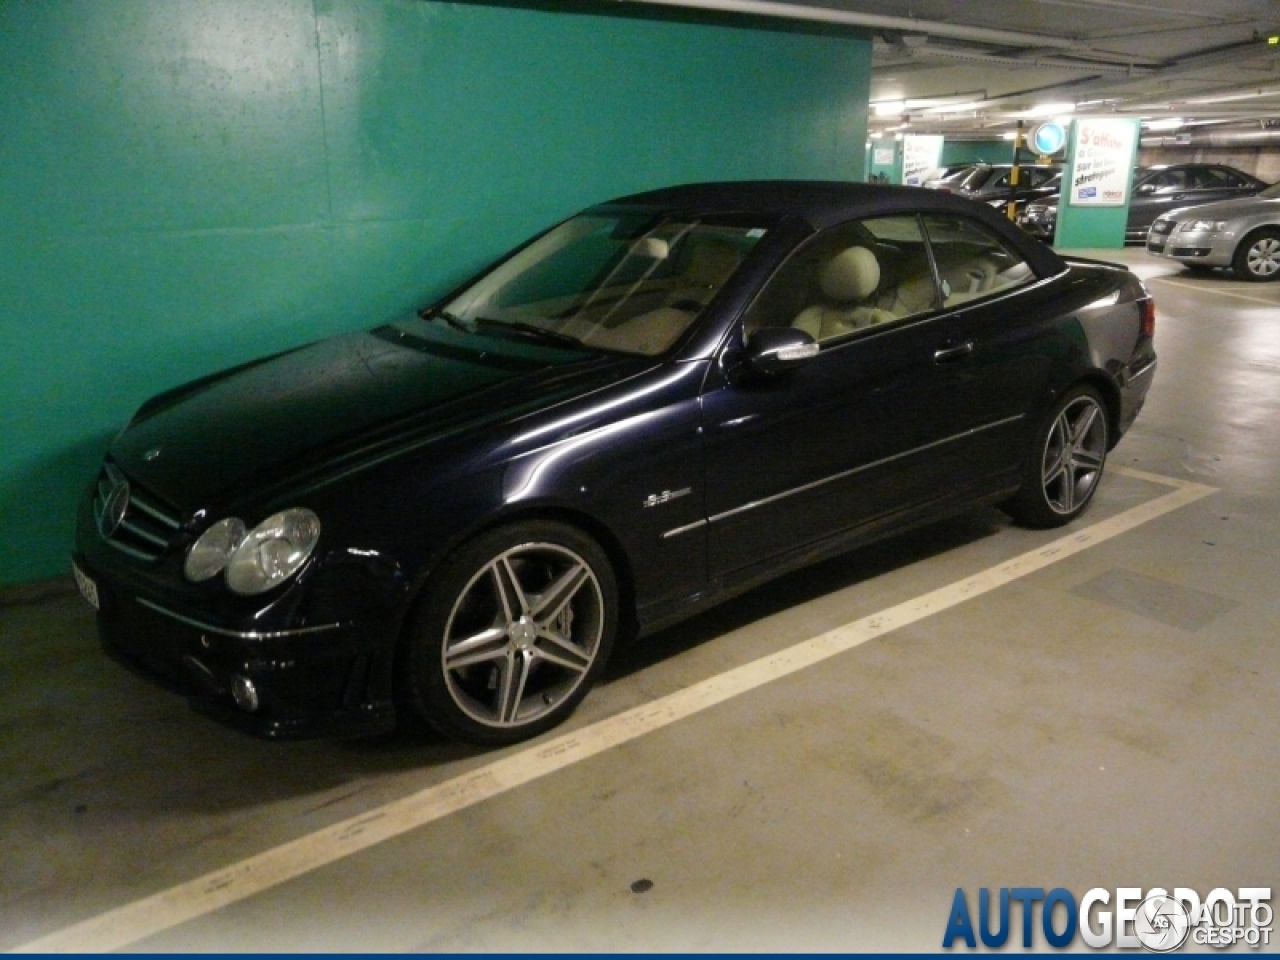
[701,316,970,577]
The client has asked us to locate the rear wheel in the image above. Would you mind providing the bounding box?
[1232,228,1280,282]
[1003,385,1109,529]
[404,521,617,745]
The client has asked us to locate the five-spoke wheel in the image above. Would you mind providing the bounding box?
[1233,228,1280,282]
[405,521,617,745]
[1004,385,1109,528]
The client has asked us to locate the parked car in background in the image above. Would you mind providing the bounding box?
[923,164,978,190]
[73,181,1156,746]
[1147,182,1280,281]
[1018,164,1268,243]
[932,163,1061,213]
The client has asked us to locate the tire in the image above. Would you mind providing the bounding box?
[1231,228,1280,282]
[1003,385,1109,529]
[404,520,617,746]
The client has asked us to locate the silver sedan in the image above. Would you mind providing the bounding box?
[1147,183,1280,281]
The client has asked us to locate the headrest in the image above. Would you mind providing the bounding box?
[819,247,880,302]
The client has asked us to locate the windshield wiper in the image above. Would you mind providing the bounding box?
[471,317,584,349]
[420,308,473,333]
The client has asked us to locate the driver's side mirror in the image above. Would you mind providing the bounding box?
[1136,183,1157,196]
[745,327,819,374]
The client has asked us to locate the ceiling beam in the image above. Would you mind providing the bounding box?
[608,0,1082,49]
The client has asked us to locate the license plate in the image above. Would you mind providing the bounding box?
[73,562,100,611]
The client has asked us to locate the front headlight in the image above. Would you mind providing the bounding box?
[185,517,248,582]
[1179,219,1227,233]
[224,509,321,595]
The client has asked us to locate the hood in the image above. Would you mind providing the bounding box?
[1163,196,1277,221]
[111,323,642,510]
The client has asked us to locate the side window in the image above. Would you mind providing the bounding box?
[920,215,1037,307]
[742,216,940,344]
[1200,168,1246,189]
[1146,170,1188,191]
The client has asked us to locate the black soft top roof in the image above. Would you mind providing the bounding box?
[603,179,1068,277]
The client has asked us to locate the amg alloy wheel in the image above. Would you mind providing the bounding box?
[406,521,617,745]
[1004,386,1109,529]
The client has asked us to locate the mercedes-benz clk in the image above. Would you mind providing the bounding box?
[74,181,1157,746]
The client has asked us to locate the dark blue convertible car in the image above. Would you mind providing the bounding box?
[74,181,1157,745]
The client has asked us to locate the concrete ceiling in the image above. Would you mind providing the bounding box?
[623,0,1280,144]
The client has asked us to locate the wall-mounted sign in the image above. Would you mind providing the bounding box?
[902,134,944,186]
[1031,122,1067,156]
[873,146,896,166]
[1068,118,1137,207]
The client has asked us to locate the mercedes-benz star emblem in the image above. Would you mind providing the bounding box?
[97,476,131,539]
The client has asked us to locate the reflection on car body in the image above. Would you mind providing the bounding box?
[73,181,1157,746]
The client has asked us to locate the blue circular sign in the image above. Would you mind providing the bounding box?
[1031,122,1067,156]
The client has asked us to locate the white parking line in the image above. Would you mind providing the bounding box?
[12,467,1216,954]
[1148,275,1280,308]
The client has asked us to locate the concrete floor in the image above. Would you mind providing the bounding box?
[2,248,1277,952]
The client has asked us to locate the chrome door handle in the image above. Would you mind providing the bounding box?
[934,341,974,363]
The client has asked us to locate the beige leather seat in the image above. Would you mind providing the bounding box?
[793,246,897,340]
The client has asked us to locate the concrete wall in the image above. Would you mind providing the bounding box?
[0,0,873,586]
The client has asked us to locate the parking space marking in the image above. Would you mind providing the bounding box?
[1148,276,1280,308]
[13,467,1216,954]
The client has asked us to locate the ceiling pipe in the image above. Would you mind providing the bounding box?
[609,0,1081,49]
[1142,127,1280,148]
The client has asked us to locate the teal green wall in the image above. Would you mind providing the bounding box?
[940,140,1013,166]
[0,0,872,586]
[866,139,901,183]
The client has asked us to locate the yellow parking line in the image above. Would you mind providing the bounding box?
[1149,275,1280,308]
[12,468,1217,954]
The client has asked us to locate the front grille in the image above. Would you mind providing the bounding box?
[93,462,183,561]
[1150,219,1174,237]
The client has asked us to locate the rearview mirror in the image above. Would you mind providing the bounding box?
[746,327,819,374]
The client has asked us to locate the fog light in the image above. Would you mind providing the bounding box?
[231,675,260,713]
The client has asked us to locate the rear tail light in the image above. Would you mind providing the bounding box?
[1139,297,1156,338]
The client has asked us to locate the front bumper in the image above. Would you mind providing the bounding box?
[73,487,403,740]
[1145,224,1236,267]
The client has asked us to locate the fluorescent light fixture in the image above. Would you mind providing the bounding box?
[873,100,905,116]
[923,101,983,114]
[1002,131,1019,140]
[1025,102,1076,117]
[1145,117,1185,131]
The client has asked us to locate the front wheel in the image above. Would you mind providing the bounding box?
[1003,386,1109,529]
[404,521,618,746]
[1232,228,1280,282]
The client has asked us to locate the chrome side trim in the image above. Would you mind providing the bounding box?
[136,597,343,640]
[661,518,709,540]
[706,414,1026,526]
[1128,358,1157,382]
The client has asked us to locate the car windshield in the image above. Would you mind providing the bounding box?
[956,167,996,190]
[432,213,767,356]
[1259,183,1280,200]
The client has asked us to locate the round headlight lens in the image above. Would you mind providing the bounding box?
[224,508,321,596]
[184,518,247,582]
